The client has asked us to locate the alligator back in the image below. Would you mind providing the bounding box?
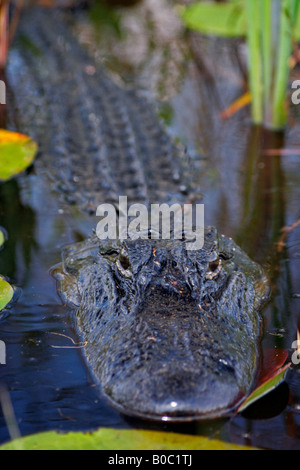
[8,7,190,212]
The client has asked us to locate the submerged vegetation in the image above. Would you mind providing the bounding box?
[181,0,300,129]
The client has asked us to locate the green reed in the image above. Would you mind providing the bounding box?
[181,0,300,129]
[247,0,300,128]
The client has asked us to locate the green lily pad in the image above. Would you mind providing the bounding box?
[0,130,38,182]
[0,229,5,248]
[0,428,258,451]
[180,0,300,41]
[180,1,247,38]
[0,276,13,311]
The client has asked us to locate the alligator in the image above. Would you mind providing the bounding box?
[8,7,270,420]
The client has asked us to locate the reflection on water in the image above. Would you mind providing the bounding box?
[0,180,37,283]
[1,0,300,450]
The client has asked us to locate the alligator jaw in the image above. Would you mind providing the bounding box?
[102,361,246,422]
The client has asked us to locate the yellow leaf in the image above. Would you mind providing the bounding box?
[0,129,38,181]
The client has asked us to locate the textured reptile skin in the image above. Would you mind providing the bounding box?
[8,7,191,213]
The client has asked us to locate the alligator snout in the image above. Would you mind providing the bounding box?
[104,360,242,420]
[98,288,259,420]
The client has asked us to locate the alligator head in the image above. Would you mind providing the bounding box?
[54,227,269,421]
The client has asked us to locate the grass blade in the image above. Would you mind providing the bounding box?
[246,0,263,124]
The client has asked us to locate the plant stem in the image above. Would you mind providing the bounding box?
[246,0,299,129]
[261,0,273,125]
[246,0,263,125]
[272,0,300,128]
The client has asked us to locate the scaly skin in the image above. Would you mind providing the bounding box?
[55,228,269,421]
[7,7,190,212]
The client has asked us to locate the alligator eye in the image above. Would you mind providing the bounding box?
[172,260,178,268]
[219,252,233,261]
[206,252,222,280]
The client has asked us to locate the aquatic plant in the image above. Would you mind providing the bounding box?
[0,130,38,181]
[0,427,257,450]
[247,0,299,128]
[0,276,13,311]
[181,0,300,129]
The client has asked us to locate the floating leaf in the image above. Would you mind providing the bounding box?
[0,428,259,450]
[0,229,5,248]
[180,0,300,41]
[238,362,291,413]
[0,129,38,182]
[0,276,13,311]
[220,91,252,120]
[179,0,300,84]
[237,348,290,413]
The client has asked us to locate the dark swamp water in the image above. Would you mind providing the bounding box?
[1,0,300,449]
